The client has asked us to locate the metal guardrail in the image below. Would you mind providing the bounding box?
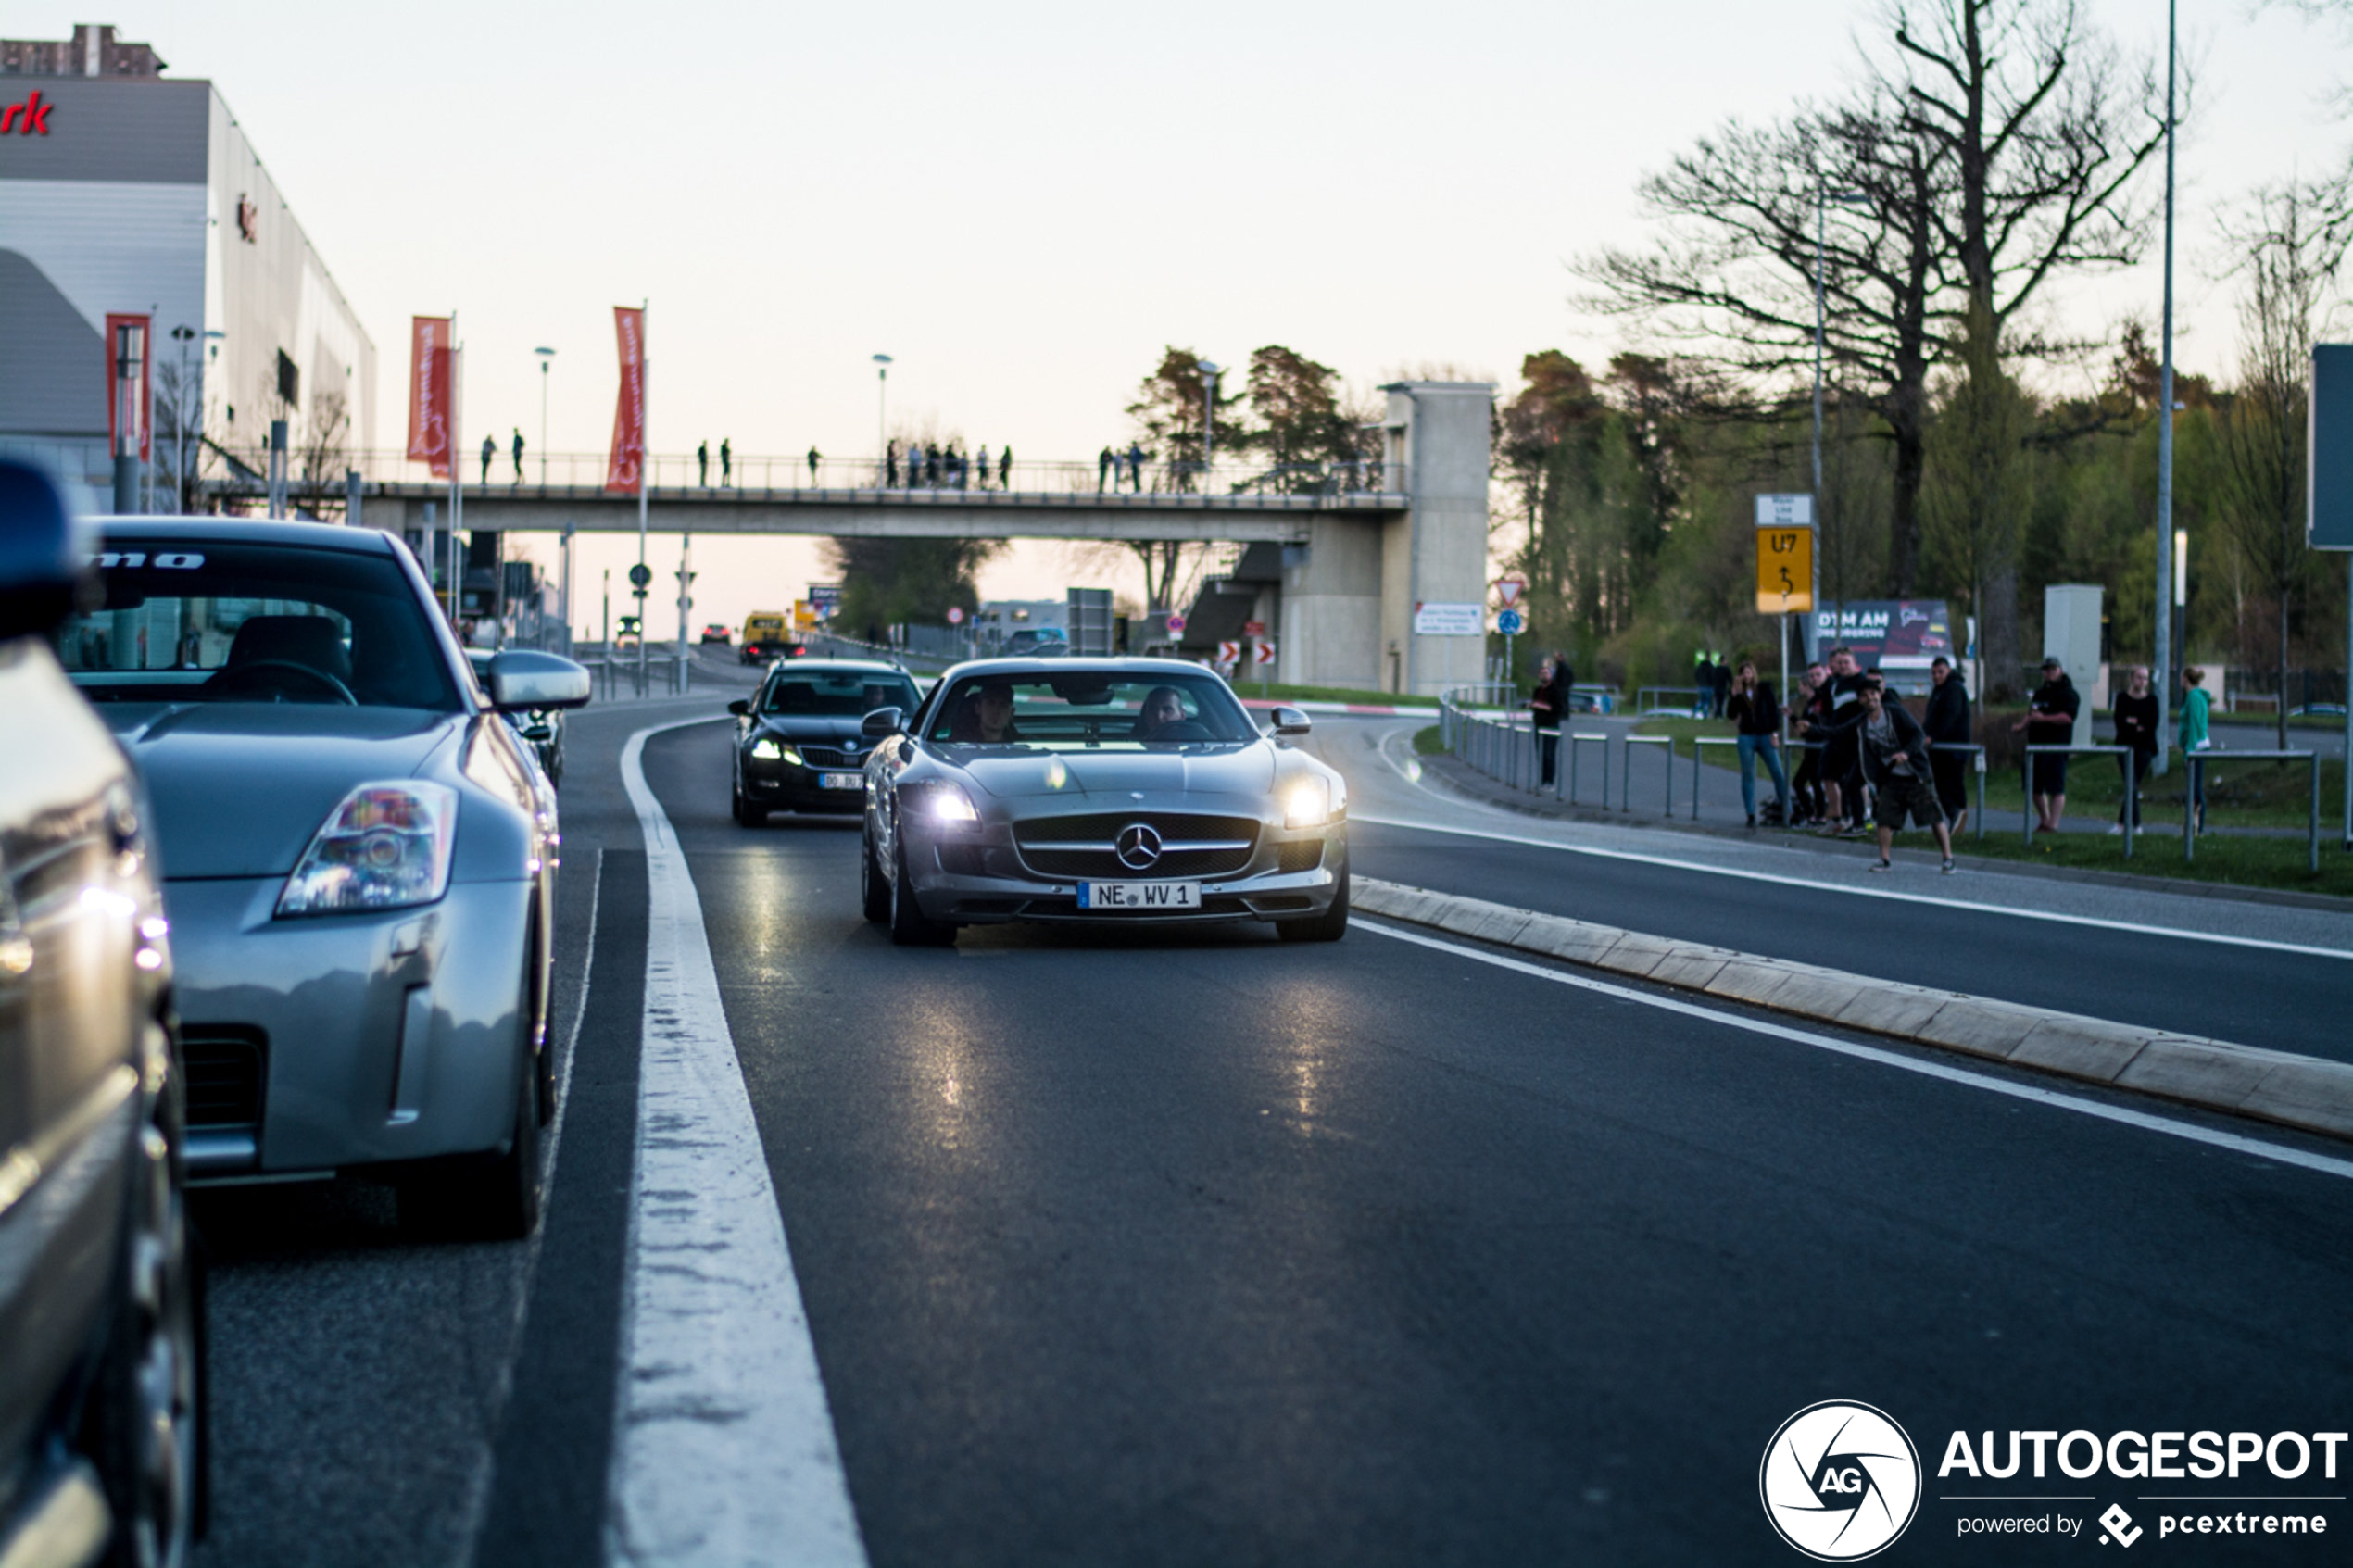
[1566,733,1611,809]
[2182,749,2322,872]
[1623,734,1673,816]
[1637,685,1711,716]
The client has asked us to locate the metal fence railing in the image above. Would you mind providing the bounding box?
[2183,749,2323,871]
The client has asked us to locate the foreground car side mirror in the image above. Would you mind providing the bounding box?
[486,649,592,711]
[727,698,750,717]
[861,706,905,739]
[1271,706,1312,736]
[0,459,88,640]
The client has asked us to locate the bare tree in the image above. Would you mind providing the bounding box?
[2211,180,2350,746]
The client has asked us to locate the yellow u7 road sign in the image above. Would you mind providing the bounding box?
[1755,527,1814,613]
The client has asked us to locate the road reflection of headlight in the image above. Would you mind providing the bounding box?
[1284,779,1331,829]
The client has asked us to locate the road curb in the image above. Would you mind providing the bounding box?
[1353,876,2353,1144]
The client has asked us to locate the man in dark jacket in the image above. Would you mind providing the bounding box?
[1923,656,1972,833]
[1857,676,1956,872]
[1529,652,1574,784]
[2110,663,2159,832]
[2012,657,2082,834]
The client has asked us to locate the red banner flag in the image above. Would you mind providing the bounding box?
[606,307,646,495]
[104,312,152,463]
[406,316,454,479]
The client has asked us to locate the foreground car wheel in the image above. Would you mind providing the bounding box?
[860,831,890,923]
[93,1022,204,1568]
[1277,866,1350,943]
[888,831,956,947]
[732,773,766,827]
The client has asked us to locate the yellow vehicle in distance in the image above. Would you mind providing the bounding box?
[741,610,798,664]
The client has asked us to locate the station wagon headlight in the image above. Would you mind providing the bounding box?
[1284,777,1332,829]
[276,782,459,917]
[750,737,786,761]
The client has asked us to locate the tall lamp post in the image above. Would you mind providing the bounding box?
[873,353,894,483]
[1811,183,1866,664]
[1197,360,1221,493]
[2152,0,2179,774]
[169,324,196,512]
[534,346,556,486]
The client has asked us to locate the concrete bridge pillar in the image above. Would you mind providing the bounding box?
[1278,380,1491,695]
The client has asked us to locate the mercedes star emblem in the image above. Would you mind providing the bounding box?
[1114,822,1164,870]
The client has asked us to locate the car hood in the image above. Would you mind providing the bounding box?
[104,704,461,879]
[951,743,1276,799]
[751,715,872,746]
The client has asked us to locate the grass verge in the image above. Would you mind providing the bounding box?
[1413,724,1447,756]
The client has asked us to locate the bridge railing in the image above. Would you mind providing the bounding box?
[196,450,1409,502]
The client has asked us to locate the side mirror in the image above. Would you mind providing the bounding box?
[726,698,750,717]
[0,459,89,640]
[486,649,591,711]
[861,706,905,740]
[1272,706,1312,736]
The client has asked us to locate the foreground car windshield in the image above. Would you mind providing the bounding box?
[925,672,1255,746]
[763,668,921,716]
[58,541,460,710]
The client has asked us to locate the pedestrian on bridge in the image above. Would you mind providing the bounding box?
[976,445,990,490]
[887,440,900,488]
[510,428,524,484]
[808,445,821,485]
[925,444,941,488]
[1098,447,1114,492]
[1128,443,1147,493]
[1727,660,1789,828]
[721,438,732,486]
[999,446,1012,489]
[698,441,710,487]
[480,433,495,485]
[1924,656,1971,834]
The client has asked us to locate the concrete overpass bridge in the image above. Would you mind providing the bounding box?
[208,382,1496,695]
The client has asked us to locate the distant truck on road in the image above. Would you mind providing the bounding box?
[741,610,798,664]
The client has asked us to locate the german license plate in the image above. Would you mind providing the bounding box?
[1077,881,1202,910]
[819,771,862,791]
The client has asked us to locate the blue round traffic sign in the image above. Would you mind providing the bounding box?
[1497,608,1525,635]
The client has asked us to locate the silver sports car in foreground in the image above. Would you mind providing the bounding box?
[860,658,1348,946]
[62,520,589,1236]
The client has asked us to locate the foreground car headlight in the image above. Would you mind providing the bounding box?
[1283,778,1332,829]
[276,782,459,917]
[910,782,980,823]
[750,737,799,764]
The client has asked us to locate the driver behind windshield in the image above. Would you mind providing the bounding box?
[1132,685,1189,740]
[947,680,1020,744]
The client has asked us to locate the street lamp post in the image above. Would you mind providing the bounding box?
[1811,182,1866,663]
[535,346,556,486]
[1197,360,1221,493]
[2152,0,2179,775]
[873,354,894,483]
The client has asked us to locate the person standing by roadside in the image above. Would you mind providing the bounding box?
[1787,661,1829,826]
[2179,665,2213,834]
[2013,657,2081,834]
[1810,646,1870,835]
[2109,664,2159,834]
[1923,655,1972,835]
[1726,660,1790,828]
[1530,652,1572,785]
[1857,676,1957,873]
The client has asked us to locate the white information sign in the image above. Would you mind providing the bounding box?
[1414,602,1485,636]
[1754,494,1815,528]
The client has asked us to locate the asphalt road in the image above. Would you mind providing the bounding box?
[184,697,2353,1566]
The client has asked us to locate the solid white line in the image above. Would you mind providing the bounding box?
[611,720,867,1567]
[1352,760,2351,960]
[1353,917,2353,1184]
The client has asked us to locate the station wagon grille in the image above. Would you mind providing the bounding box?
[795,746,862,769]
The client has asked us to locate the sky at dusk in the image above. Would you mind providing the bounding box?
[21,0,2352,632]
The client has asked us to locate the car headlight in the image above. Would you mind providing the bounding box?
[912,782,980,823]
[276,782,459,917]
[751,736,799,763]
[1284,778,1332,829]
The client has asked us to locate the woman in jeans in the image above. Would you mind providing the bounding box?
[1725,660,1789,828]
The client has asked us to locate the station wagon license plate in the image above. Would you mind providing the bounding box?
[1077,881,1202,910]
[819,771,862,791]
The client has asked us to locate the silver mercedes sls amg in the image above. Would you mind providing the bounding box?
[859,658,1349,946]
[62,519,588,1236]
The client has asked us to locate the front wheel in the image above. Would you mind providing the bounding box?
[888,829,956,947]
[1277,864,1350,943]
[732,771,766,827]
[860,829,890,923]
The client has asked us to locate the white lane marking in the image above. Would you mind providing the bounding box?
[1353,917,2353,1183]
[613,720,867,1567]
[1354,731,2350,960]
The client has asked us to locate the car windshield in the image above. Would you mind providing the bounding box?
[925,672,1256,747]
[762,668,921,717]
[57,540,462,710]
